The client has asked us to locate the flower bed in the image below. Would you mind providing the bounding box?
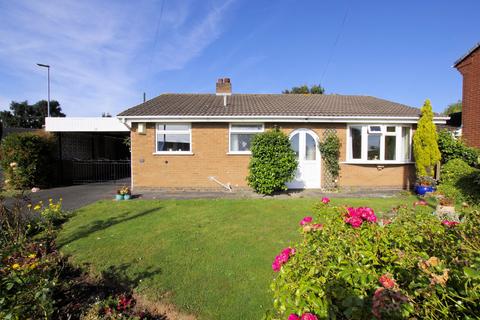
[267,199,480,319]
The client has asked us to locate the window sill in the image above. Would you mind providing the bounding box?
[152,152,194,156]
[227,152,252,155]
[341,161,414,165]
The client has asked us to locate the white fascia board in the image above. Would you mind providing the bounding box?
[118,115,449,125]
[45,117,130,132]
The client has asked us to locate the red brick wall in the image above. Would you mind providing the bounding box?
[456,48,480,148]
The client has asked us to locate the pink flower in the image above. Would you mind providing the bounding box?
[272,260,281,272]
[414,199,428,206]
[345,216,363,228]
[282,247,296,256]
[300,313,318,320]
[312,223,323,230]
[345,207,377,227]
[442,220,459,227]
[347,207,359,217]
[300,216,313,226]
[321,197,330,204]
[272,247,296,272]
[288,314,300,320]
[379,274,396,289]
[276,252,290,264]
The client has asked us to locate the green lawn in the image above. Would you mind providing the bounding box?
[57,196,418,319]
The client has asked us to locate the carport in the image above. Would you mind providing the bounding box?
[45,117,131,185]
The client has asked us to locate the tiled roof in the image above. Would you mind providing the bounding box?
[118,94,421,118]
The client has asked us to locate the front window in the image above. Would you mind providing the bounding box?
[156,123,191,153]
[348,125,411,162]
[229,123,264,153]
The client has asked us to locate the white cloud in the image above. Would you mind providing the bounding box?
[0,0,234,116]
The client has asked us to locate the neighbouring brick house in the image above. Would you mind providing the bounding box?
[454,42,480,148]
[118,79,448,191]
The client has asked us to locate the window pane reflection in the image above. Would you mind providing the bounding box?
[367,135,380,160]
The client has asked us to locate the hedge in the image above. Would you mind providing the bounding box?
[0,132,56,189]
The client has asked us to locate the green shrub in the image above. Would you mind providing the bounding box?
[0,132,55,189]
[247,128,297,195]
[437,130,479,167]
[436,183,463,202]
[440,158,476,185]
[439,159,480,205]
[0,197,65,319]
[268,201,480,319]
[0,239,61,319]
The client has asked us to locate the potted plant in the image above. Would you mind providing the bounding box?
[115,189,124,201]
[414,176,436,195]
[119,186,131,200]
[435,186,458,221]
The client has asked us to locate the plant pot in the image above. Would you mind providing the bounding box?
[115,194,124,201]
[415,185,434,196]
[123,194,131,200]
[435,204,458,221]
[436,205,456,215]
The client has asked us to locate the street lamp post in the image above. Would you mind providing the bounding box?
[37,63,50,117]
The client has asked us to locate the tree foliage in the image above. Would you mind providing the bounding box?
[413,99,441,177]
[247,128,298,195]
[283,84,325,94]
[443,101,462,115]
[0,100,65,128]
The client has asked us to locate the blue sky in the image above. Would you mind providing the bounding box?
[0,0,478,116]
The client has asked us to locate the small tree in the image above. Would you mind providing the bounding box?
[247,128,298,195]
[443,101,462,115]
[413,99,441,177]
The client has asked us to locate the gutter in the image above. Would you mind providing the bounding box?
[117,115,449,125]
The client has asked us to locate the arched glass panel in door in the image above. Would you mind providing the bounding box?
[305,133,316,160]
[290,133,300,159]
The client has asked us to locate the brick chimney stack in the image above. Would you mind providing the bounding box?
[216,78,232,95]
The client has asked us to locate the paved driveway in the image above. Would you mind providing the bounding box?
[29,179,130,211]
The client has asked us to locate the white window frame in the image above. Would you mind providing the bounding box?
[228,123,264,154]
[154,123,192,155]
[345,124,413,164]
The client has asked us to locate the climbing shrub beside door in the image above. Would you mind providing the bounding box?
[247,128,298,195]
[318,131,341,182]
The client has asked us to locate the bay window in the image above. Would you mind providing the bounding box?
[347,124,412,162]
[229,123,264,153]
[156,123,191,153]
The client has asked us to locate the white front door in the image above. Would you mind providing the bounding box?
[286,129,321,189]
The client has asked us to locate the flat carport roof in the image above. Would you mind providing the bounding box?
[45,117,129,132]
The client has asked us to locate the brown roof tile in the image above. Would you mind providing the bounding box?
[118,94,421,118]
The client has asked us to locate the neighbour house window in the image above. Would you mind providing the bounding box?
[156,123,191,153]
[348,125,412,162]
[229,123,264,153]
